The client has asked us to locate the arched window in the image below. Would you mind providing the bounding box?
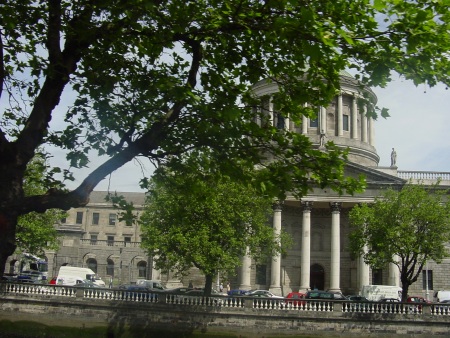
[137,261,147,278]
[106,259,114,277]
[86,258,97,273]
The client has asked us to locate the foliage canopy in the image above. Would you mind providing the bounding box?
[1,0,450,274]
[140,154,288,292]
[349,183,450,301]
[16,153,66,256]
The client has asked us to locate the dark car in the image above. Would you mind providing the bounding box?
[379,298,400,313]
[164,287,193,294]
[346,295,371,311]
[227,289,248,296]
[347,295,370,302]
[305,290,336,300]
[183,289,224,305]
[118,284,154,301]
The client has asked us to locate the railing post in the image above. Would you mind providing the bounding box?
[76,288,84,298]
[244,298,253,309]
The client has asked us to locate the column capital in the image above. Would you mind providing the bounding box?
[272,200,284,211]
[329,202,341,212]
[301,201,313,211]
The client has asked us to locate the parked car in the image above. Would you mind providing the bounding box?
[183,289,224,305]
[227,289,248,296]
[49,277,57,285]
[379,298,400,313]
[407,296,430,312]
[347,295,370,302]
[407,296,430,304]
[1,275,16,282]
[380,298,400,302]
[117,284,155,301]
[285,292,305,306]
[305,290,337,300]
[244,290,284,299]
[346,295,371,311]
[164,287,193,294]
[75,280,103,289]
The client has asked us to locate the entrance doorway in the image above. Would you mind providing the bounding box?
[310,263,325,290]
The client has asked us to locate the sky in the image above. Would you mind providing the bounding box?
[372,78,450,172]
[53,75,450,193]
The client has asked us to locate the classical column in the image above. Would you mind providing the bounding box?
[389,255,400,287]
[300,201,313,291]
[351,95,358,139]
[368,117,375,146]
[302,115,308,134]
[302,103,309,134]
[284,114,290,131]
[361,105,368,143]
[268,96,274,127]
[320,106,327,133]
[329,202,341,292]
[238,247,252,290]
[337,94,343,136]
[359,245,370,292]
[269,201,283,296]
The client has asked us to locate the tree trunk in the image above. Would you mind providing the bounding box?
[204,273,215,296]
[0,212,19,278]
[400,273,410,302]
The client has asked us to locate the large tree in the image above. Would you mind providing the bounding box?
[16,153,66,256]
[1,1,450,276]
[140,155,289,294]
[349,183,450,302]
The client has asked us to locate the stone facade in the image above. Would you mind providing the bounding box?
[5,73,450,297]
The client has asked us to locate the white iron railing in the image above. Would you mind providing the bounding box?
[2,282,450,315]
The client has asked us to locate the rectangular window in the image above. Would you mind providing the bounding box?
[256,265,267,285]
[124,237,131,246]
[372,269,383,285]
[276,113,285,130]
[422,270,433,290]
[92,212,99,225]
[108,213,116,226]
[107,236,114,246]
[343,115,349,131]
[90,234,97,245]
[309,118,318,128]
[76,212,83,224]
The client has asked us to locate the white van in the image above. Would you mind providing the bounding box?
[361,285,402,301]
[56,266,106,287]
[434,290,450,303]
[135,279,165,290]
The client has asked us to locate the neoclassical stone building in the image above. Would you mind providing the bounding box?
[5,72,450,296]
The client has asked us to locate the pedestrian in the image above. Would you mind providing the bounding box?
[188,280,193,288]
[219,282,224,292]
[226,281,231,293]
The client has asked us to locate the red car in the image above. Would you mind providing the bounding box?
[407,296,431,312]
[285,292,305,306]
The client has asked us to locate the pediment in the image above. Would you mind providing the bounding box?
[344,161,406,186]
